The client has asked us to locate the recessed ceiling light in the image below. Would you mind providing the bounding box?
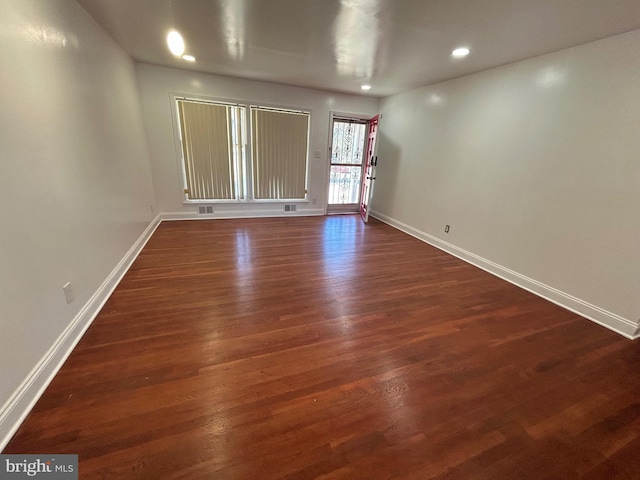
[452,47,470,58]
[361,85,372,90]
[167,30,185,56]
[182,54,196,62]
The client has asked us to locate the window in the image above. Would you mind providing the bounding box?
[177,99,246,200]
[176,97,310,202]
[251,107,309,200]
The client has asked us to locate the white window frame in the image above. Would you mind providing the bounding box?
[170,93,312,204]
[249,105,311,202]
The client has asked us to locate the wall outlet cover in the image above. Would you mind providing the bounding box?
[63,282,74,304]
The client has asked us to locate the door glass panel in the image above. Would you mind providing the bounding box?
[331,121,366,165]
[328,120,367,207]
[329,165,362,204]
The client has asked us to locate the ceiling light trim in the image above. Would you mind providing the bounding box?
[451,47,470,58]
[167,30,185,56]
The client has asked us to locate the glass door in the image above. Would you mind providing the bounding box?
[327,118,368,214]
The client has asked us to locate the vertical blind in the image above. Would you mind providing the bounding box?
[251,107,309,200]
[178,100,243,200]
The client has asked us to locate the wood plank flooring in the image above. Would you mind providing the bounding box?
[5,216,640,479]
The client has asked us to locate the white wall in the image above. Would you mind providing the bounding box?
[373,30,640,335]
[136,63,379,217]
[0,0,156,439]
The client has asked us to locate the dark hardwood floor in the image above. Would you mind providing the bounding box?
[5,216,640,479]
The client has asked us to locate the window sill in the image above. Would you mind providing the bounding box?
[182,199,310,205]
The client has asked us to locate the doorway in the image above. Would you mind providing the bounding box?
[326,117,368,214]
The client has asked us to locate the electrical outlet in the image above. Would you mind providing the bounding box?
[150,204,154,213]
[63,282,74,304]
[445,225,450,233]
[312,198,317,205]
[314,150,321,158]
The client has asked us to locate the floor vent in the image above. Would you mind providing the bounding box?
[284,204,297,212]
[198,206,214,215]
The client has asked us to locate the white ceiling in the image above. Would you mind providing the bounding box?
[78,0,640,97]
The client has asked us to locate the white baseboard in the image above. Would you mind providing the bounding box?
[0,209,328,449]
[0,215,162,451]
[370,210,639,340]
[161,208,325,221]
[5,209,633,451]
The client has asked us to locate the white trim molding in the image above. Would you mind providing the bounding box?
[161,208,325,221]
[3,210,636,451]
[370,210,640,340]
[0,215,162,451]
[0,209,328,449]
